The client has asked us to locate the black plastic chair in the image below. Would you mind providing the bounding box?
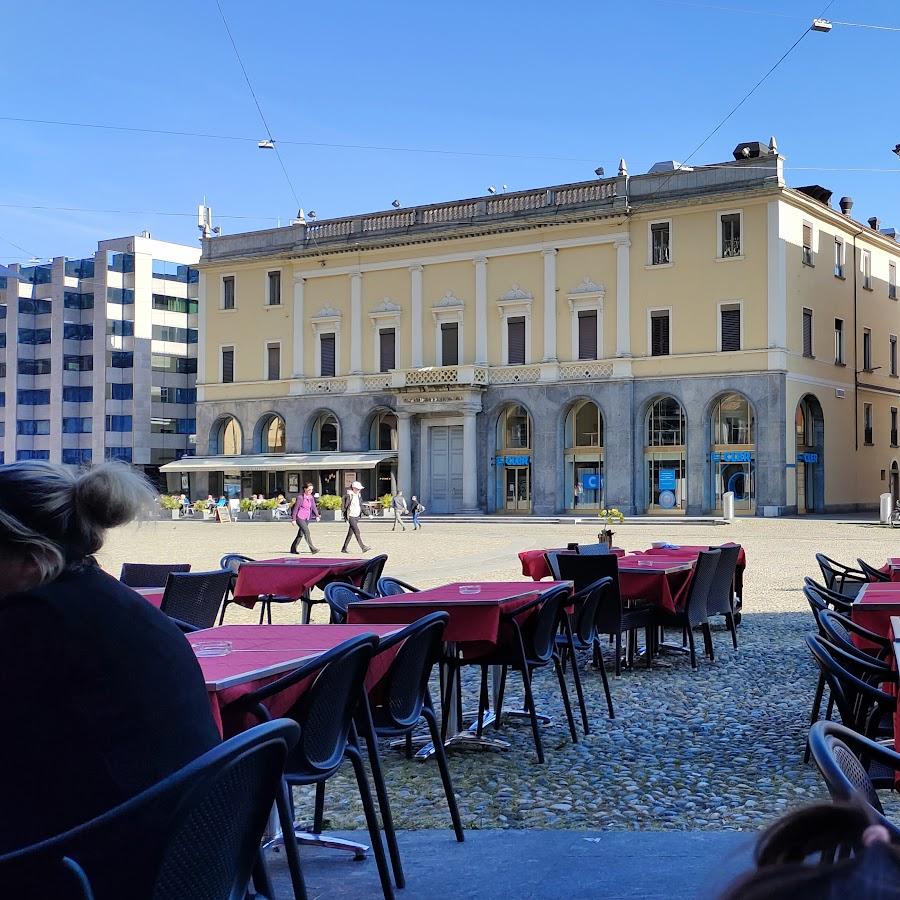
[376,576,419,596]
[159,570,233,631]
[808,720,900,837]
[815,553,867,598]
[803,577,855,617]
[857,558,892,583]
[0,719,299,900]
[324,582,375,623]
[119,563,191,589]
[236,633,395,900]
[359,555,388,596]
[817,608,892,662]
[555,576,615,721]
[465,585,578,764]
[705,543,741,653]
[216,554,255,625]
[577,543,611,556]
[651,549,721,669]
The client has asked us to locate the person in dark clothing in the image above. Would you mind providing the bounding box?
[0,461,220,854]
[341,480,370,553]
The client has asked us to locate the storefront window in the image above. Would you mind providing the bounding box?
[565,400,604,509]
[369,411,398,496]
[709,393,755,513]
[495,404,532,511]
[645,397,686,513]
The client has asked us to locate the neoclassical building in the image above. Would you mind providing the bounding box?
[164,139,900,515]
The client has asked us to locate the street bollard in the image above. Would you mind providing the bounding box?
[723,491,735,521]
[880,493,893,524]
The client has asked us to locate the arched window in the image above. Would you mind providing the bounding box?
[710,393,754,445]
[646,397,685,447]
[564,400,604,509]
[369,411,398,496]
[256,413,285,454]
[644,397,686,512]
[311,412,340,452]
[369,411,398,451]
[210,416,242,455]
[496,404,531,451]
[795,394,824,514]
[495,404,532,511]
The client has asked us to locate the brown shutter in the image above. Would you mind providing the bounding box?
[507,316,526,365]
[578,311,598,359]
[651,312,670,356]
[441,322,458,365]
[802,309,813,357]
[222,348,234,383]
[379,327,396,372]
[267,344,280,380]
[320,333,336,377]
[720,307,741,351]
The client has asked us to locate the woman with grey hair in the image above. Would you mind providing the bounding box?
[0,461,220,853]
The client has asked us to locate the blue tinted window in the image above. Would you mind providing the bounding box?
[16,449,50,461]
[0,278,7,290]
[105,447,132,462]
[0,305,7,319]
[18,328,51,345]
[107,286,134,304]
[109,351,133,368]
[153,294,199,314]
[17,358,51,375]
[65,259,95,279]
[63,323,93,340]
[63,355,92,372]
[63,386,93,402]
[17,419,50,435]
[175,387,196,404]
[0,333,5,349]
[0,392,4,407]
[17,390,50,405]
[20,266,52,285]
[109,382,133,400]
[152,259,198,284]
[62,417,92,434]
[108,252,134,273]
[153,325,198,343]
[62,448,92,465]
[64,291,94,309]
[106,415,132,432]
[19,298,52,315]
[176,418,196,434]
[107,319,134,337]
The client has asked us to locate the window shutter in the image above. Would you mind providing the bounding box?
[803,223,812,248]
[578,311,598,360]
[222,348,234,383]
[320,334,336,377]
[268,271,281,305]
[267,344,280,380]
[802,309,813,357]
[720,307,741,351]
[507,316,526,365]
[441,322,458,365]
[651,312,670,356]
[379,327,396,372]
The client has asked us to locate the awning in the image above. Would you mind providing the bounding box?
[159,451,397,474]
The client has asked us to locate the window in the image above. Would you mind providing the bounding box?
[893,408,898,447]
[0,333,5,349]
[16,450,49,461]
[105,415,132,432]
[64,291,94,309]
[802,308,814,357]
[650,310,670,356]
[106,383,132,400]
[62,449,92,465]
[152,260,198,283]
[864,328,873,372]
[0,392,4,408]
[266,342,281,380]
[63,386,93,402]
[65,258,94,279]
[18,328,51,345]
[864,403,874,445]
[106,287,134,304]
[105,447,132,462]
[18,298,51,315]
[153,294,199,314]
[64,355,93,372]
[17,358,51,375]
[152,355,197,374]
[152,325,198,343]
[834,318,844,364]
[892,335,898,377]
[107,252,134,273]
[802,222,814,266]
[63,323,92,340]
[108,351,133,368]
[440,322,459,366]
[20,265,51,285]
[720,212,742,258]
[107,319,134,337]
[176,387,196,404]
[834,237,845,278]
[507,316,526,365]
[17,420,49,435]
[863,250,873,290]
[720,304,742,352]
[319,333,336,377]
[62,417,92,434]
[891,262,897,300]
[222,275,235,310]
[379,328,396,372]
[650,221,671,265]
[221,346,234,383]
[151,418,176,434]
[312,413,339,452]
[17,389,50,405]
[577,310,598,360]
[267,271,281,306]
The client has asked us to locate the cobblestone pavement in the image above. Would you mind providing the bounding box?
[98,514,900,831]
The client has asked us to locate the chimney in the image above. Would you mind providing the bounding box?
[839,196,853,216]
[868,216,881,231]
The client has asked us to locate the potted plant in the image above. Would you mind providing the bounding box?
[237,497,253,521]
[598,507,624,547]
[379,493,393,517]
[254,498,277,522]
[191,500,210,520]
[159,495,181,520]
[317,494,343,522]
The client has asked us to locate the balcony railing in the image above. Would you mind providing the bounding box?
[721,239,742,258]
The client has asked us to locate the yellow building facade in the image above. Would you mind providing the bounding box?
[166,141,900,516]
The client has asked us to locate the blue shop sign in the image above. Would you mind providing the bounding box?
[501,455,530,466]
[581,473,602,491]
[797,452,818,464]
[711,451,753,463]
[658,468,677,491]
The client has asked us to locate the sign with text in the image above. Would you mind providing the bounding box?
[215,505,232,523]
[710,451,753,463]
[658,469,677,491]
[797,452,818,464]
[581,473,602,491]
[501,455,530,466]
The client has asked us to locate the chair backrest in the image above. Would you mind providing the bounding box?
[857,558,891,583]
[803,577,854,615]
[684,549,720,625]
[573,577,613,646]
[0,720,299,900]
[818,608,890,659]
[557,553,617,594]
[545,551,567,581]
[706,544,741,616]
[376,576,419,597]
[815,553,866,597]
[577,543,611,556]
[360,555,388,596]
[218,554,254,576]
[120,563,191,589]
[159,571,232,630]
[377,612,448,728]
[323,582,374,624]
[526,586,572,662]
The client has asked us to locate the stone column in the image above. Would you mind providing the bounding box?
[350,272,362,374]
[397,412,412,495]
[462,410,479,512]
[542,249,557,362]
[474,256,488,365]
[615,238,631,356]
[410,265,424,367]
[292,274,305,377]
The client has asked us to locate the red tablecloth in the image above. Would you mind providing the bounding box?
[231,558,365,608]
[188,624,402,736]
[851,583,900,651]
[641,544,746,599]
[617,556,694,614]
[518,547,625,581]
[133,587,164,608]
[880,558,900,582]
[347,581,569,645]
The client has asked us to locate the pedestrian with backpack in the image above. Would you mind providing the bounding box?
[410,495,425,530]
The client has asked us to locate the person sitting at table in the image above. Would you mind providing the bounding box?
[0,460,220,853]
[205,494,216,510]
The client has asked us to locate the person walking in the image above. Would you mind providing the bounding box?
[341,481,371,553]
[410,495,425,529]
[391,490,408,531]
[290,483,320,554]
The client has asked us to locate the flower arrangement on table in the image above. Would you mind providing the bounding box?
[597,507,625,545]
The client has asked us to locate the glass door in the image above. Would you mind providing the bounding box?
[505,466,531,511]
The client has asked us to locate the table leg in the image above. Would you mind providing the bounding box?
[300,593,311,625]
[263,801,370,861]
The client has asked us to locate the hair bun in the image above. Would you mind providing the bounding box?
[74,463,155,532]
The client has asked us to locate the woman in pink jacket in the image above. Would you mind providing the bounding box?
[289,483,321,554]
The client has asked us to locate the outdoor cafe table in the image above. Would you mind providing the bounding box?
[187,623,403,736]
[133,586,164,608]
[518,547,624,581]
[346,580,572,756]
[882,558,900,581]
[639,544,746,603]
[851,582,900,651]
[232,558,367,623]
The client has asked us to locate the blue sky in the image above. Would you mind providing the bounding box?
[2,0,899,261]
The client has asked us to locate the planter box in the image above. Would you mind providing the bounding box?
[202,510,216,520]
[237,511,251,521]
[254,510,274,522]
[319,509,340,522]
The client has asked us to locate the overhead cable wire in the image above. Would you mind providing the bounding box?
[0,202,277,219]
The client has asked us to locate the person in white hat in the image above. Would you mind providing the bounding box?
[341,481,371,553]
